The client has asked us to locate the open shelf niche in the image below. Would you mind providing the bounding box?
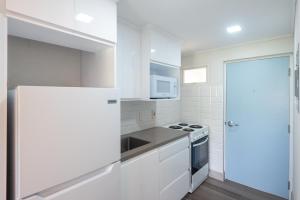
[7,17,116,89]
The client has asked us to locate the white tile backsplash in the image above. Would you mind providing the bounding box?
[121,100,180,134]
[181,84,224,173]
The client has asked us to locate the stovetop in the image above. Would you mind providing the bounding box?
[164,122,209,141]
[167,123,206,132]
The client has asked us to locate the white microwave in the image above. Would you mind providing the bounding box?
[150,75,177,99]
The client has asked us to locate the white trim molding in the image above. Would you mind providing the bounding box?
[0,13,7,200]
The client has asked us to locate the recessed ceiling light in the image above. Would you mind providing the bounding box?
[151,49,156,53]
[75,13,94,23]
[227,25,242,34]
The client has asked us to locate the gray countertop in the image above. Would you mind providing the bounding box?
[121,127,189,162]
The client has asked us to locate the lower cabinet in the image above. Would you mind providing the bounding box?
[159,171,190,200]
[121,150,160,200]
[158,137,190,200]
[121,137,190,200]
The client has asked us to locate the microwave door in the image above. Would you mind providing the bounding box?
[150,75,177,99]
[157,80,171,97]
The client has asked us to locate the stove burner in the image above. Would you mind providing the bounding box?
[189,125,203,129]
[178,123,189,126]
[183,128,194,132]
[169,125,182,129]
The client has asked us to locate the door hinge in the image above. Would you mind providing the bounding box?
[288,181,291,190]
[288,124,291,134]
[288,68,291,76]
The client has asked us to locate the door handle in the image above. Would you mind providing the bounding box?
[192,137,209,148]
[226,121,239,127]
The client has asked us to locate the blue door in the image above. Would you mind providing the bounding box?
[225,56,290,199]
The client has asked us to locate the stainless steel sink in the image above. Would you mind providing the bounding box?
[121,137,150,153]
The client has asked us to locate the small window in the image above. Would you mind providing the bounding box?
[183,67,207,84]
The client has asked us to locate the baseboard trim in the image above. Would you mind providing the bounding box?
[209,170,224,181]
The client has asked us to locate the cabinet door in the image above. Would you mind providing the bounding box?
[121,150,159,200]
[6,0,74,29]
[150,31,169,65]
[117,22,141,99]
[74,0,117,42]
[166,39,181,67]
[150,31,181,67]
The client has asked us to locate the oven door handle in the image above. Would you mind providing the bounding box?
[192,138,208,148]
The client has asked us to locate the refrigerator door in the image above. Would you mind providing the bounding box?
[12,86,120,199]
[23,162,120,200]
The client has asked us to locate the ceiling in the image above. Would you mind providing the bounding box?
[117,0,295,54]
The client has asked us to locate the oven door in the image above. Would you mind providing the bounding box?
[191,135,209,175]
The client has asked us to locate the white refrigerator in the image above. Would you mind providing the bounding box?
[8,86,120,200]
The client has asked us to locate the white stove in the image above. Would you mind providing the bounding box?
[164,122,208,142]
[164,122,209,193]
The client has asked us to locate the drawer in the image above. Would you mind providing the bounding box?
[159,137,189,161]
[159,148,189,190]
[160,171,190,200]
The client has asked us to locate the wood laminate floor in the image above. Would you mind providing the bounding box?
[183,178,286,200]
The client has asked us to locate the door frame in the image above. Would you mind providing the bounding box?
[223,53,294,199]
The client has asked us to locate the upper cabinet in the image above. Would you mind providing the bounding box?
[117,22,182,100]
[6,0,75,30]
[117,21,142,99]
[141,26,182,99]
[149,30,181,67]
[3,0,118,90]
[74,0,117,42]
[5,0,117,43]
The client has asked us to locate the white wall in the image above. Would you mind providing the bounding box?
[0,14,6,200]
[182,36,293,178]
[7,36,82,89]
[293,0,300,199]
[121,100,180,134]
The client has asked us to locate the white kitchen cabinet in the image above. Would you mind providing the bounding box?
[5,0,117,42]
[140,26,181,100]
[158,137,190,200]
[74,0,117,42]
[159,148,189,190]
[117,21,142,99]
[121,137,190,200]
[149,29,181,67]
[6,0,75,30]
[159,171,190,200]
[117,22,181,100]
[121,150,160,200]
